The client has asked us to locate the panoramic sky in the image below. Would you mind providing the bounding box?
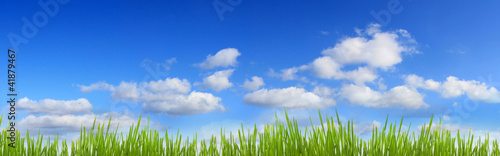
[2,0,500,141]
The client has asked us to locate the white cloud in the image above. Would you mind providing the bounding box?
[307,56,379,84]
[339,84,429,109]
[321,24,417,69]
[441,76,500,103]
[310,56,342,79]
[112,82,141,103]
[243,87,335,109]
[198,48,241,69]
[201,69,235,92]
[268,67,303,81]
[144,77,191,93]
[81,78,226,116]
[307,56,378,84]
[140,91,224,116]
[313,86,336,97]
[18,110,138,134]
[18,97,92,115]
[341,66,378,85]
[339,84,383,108]
[383,86,429,109]
[77,82,114,93]
[275,24,416,85]
[405,75,500,103]
[242,76,265,91]
[405,74,441,91]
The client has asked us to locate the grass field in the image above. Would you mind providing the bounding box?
[1,108,499,155]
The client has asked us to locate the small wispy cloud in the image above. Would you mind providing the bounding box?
[447,48,466,54]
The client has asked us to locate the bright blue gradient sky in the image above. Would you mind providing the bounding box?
[2,0,500,140]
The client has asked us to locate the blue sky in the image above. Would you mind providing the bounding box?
[2,0,500,141]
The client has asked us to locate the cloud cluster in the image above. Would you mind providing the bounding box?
[18,97,92,115]
[339,84,429,109]
[258,24,424,109]
[195,48,242,92]
[16,98,141,135]
[19,110,138,134]
[79,78,226,117]
[273,24,418,85]
[243,87,335,109]
[309,57,379,85]
[405,75,500,103]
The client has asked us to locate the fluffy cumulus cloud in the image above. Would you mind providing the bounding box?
[405,75,500,103]
[242,76,265,91]
[243,87,335,109]
[18,97,92,115]
[198,48,241,69]
[14,97,145,136]
[310,56,342,79]
[19,110,139,134]
[341,67,379,85]
[112,82,141,103]
[321,27,413,69]
[200,69,235,92]
[309,56,378,84]
[339,84,428,109]
[405,74,441,91]
[441,76,500,102]
[79,78,226,117]
[273,24,417,85]
[256,24,428,110]
[140,91,223,116]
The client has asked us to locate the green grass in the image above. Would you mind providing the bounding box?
[1,108,499,155]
